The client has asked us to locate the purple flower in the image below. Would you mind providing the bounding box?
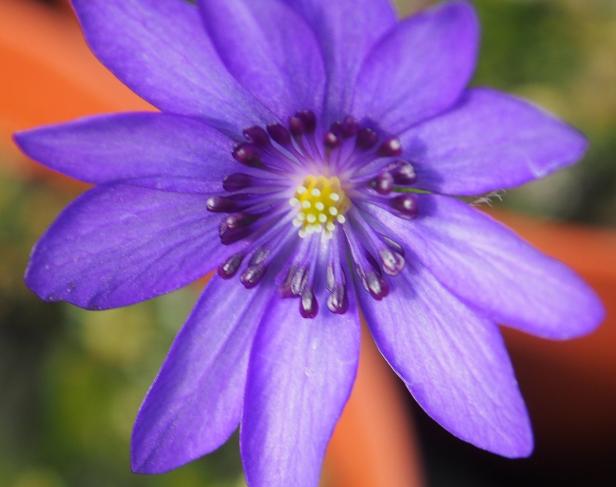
[15,0,604,484]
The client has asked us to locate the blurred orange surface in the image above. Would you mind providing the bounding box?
[0,0,151,178]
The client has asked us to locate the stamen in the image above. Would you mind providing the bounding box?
[218,253,244,279]
[219,212,260,244]
[388,160,417,185]
[379,248,405,276]
[240,263,267,288]
[326,237,349,314]
[327,285,348,313]
[223,173,253,192]
[267,123,292,146]
[380,235,406,257]
[219,225,252,245]
[223,212,259,229]
[329,122,343,137]
[207,195,239,213]
[288,115,305,136]
[243,126,270,147]
[340,116,359,138]
[378,137,402,157]
[371,172,394,195]
[233,143,263,167]
[290,266,309,296]
[389,194,419,219]
[300,288,319,318]
[356,127,378,150]
[297,111,317,133]
[364,271,389,300]
[324,131,341,149]
[350,209,407,278]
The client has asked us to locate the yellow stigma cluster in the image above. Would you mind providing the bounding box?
[289,175,349,239]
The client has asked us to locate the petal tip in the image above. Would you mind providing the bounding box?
[130,429,172,476]
[12,130,33,156]
[564,290,606,340]
[500,437,534,459]
[544,276,606,340]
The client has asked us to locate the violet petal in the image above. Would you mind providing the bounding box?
[200,0,325,119]
[401,88,589,195]
[14,113,234,189]
[354,1,479,134]
[71,0,272,133]
[283,0,396,119]
[241,293,360,487]
[26,184,234,310]
[364,195,605,339]
[131,276,271,474]
[359,262,533,458]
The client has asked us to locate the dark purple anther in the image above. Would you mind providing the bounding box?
[324,131,340,149]
[218,253,244,279]
[378,137,403,157]
[290,266,308,296]
[380,235,406,257]
[298,111,316,133]
[219,225,252,245]
[223,173,253,192]
[365,272,389,300]
[389,160,417,185]
[223,212,257,230]
[249,247,269,266]
[379,248,406,276]
[240,264,266,289]
[389,194,419,219]
[372,171,394,195]
[329,121,343,136]
[232,143,262,167]
[326,265,336,291]
[243,126,270,147]
[327,285,348,314]
[300,289,319,318]
[340,116,359,138]
[219,212,258,244]
[207,196,238,213]
[288,115,305,136]
[356,127,378,150]
[267,123,292,146]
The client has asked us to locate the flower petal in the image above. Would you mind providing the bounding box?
[14,113,233,189]
[26,184,233,309]
[283,0,396,119]
[241,295,360,487]
[199,0,325,120]
[354,1,479,134]
[363,195,605,339]
[358,261,533,458]
[71,0,273,133]
[401,89,588,195]
[131,276,270,474]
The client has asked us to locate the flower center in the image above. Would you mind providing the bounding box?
[290,176,349,239]
[208,109,424,317]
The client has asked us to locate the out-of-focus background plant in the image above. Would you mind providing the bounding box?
[1,0,614,486]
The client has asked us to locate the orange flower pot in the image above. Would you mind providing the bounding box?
[0,0,151,180]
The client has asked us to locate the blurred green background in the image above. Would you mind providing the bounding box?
[1,1,614,486]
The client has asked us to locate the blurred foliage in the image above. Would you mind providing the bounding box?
[1,1,615,487]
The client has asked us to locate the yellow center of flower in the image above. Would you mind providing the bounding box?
[289,175,350,239]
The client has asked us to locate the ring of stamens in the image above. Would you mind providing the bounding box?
[210,109,421,318]
[290,176,350,239]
